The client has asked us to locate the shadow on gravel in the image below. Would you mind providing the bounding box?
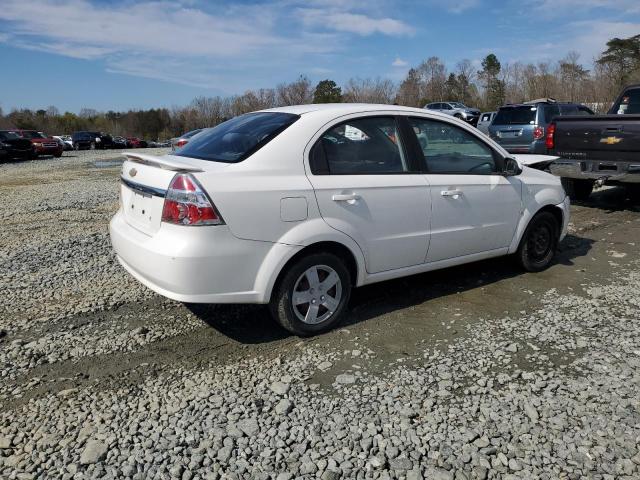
[189,234,594,344]
[186,304,289,344]
[345,233,594,327]
[572,186,640,213]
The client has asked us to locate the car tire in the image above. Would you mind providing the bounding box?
[269,252,351,336]
[516,211,559,272]
[561,178,593,201]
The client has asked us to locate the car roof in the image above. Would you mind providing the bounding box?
[258,103,445,117]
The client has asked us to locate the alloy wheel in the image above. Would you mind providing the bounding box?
[292,265,342,325]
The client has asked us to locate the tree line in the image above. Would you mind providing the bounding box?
[1,34,638,139]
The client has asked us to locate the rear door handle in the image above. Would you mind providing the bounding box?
[332,193,360,203]
[441,189,463,198]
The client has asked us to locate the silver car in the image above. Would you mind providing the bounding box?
[424,102,480,125]
[477,111,496,134]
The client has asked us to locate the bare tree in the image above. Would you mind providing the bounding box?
[276,76,313,106]
[343,77,396,104]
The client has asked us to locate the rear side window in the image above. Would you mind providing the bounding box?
[614,88,640,114]
[310,116,408,175]
[493,106,536,125]
[175,112,299,163]
[408,117,497,174]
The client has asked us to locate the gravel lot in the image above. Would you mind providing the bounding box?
[1,150,640,480]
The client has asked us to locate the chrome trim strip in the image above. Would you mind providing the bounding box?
[120,176,166,198]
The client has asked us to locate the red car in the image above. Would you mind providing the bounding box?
[126,137,148,148]
[15,130,63,158]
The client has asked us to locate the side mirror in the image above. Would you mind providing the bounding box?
[503,157,522,176]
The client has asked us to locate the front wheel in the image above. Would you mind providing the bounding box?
[516,211,559,272]
[269,253,351,336]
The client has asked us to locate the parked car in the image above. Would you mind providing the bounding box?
[476,111,496,134]
[424,102,481,125]
[72,131,113,150]
[0,130,35,161]
[171,128,204,151]
[126,137,148,148]
[53,135,73,151]
[548,84,640,200]
[110,104,569,336]
[14,130,63,158]
[111,136,128,149]
[489,99,594,154]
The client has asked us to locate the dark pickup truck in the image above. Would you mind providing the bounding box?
[548,84,640,199]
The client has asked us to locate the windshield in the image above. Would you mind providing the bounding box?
[0,131,20,140]
[21,131,47,139]
[613,88,640,115]
[175,112,299,163]
[493,106,537,125]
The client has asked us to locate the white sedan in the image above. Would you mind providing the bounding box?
[110,104,569,336]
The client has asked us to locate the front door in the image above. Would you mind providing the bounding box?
[407,116,522,263]
[306,115,431,274]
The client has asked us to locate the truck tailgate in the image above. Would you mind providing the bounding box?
[553,115,640,161]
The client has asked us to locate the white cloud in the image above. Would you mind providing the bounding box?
[529,0,640,15]
[298,8,414,36]
[392,57,408,67]
[0,0,351,89]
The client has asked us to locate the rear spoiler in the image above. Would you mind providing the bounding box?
[122,152,203,173]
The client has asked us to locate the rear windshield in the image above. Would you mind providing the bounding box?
[175,112,299,163]
[613,88,640,114]
[493,106,537,125]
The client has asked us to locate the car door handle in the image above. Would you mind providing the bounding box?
[441,189,463,198]
[332,193,360,203]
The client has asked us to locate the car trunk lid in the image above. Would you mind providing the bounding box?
[119,152,229,236]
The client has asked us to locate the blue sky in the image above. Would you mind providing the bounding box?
[0,0,639,112]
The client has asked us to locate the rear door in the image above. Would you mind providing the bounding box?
[306,115,431,274]
[407,116,521,263]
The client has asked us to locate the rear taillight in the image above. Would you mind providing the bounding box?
[533,126,544,140]
[161,173,223,226]
[175,139,188,148]
[545,123,556,150]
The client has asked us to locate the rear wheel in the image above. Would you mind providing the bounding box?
[516,211,559,272]
[270,253,351,336]
[561,178,593,201]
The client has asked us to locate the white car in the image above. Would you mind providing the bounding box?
[110,104,569,336]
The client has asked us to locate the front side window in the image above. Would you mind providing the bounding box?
[312,116,408,174]
[176,112,299,163]
[408,117,497,174]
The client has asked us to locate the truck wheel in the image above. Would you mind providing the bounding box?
[516,211,559,272]
[269,253,351,336]
[561,178,593,201]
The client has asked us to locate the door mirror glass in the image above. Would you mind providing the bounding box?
[504,157,522,176]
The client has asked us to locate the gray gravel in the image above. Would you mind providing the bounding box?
[1,150,639,479]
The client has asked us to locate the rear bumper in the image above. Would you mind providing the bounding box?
[109,211,285,303]
[550,159,640,184]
